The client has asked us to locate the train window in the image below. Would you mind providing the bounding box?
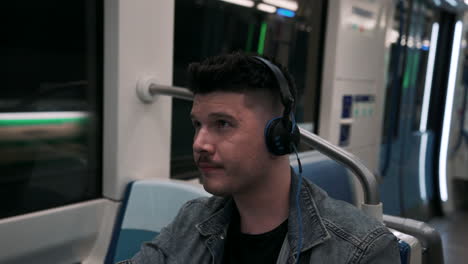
[1,1,103,218]
[171,0,327,179]
[381,1,436,141]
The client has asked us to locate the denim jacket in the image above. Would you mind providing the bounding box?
[121,172,400,264]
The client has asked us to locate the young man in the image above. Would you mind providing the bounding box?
[125,53,400,263]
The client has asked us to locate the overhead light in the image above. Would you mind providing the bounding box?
[257,3,277,13]
[400,35,406,46]
[416,40,423,49]
[277,8,295,17]
[439,20,463,202]
[421,40,430,51]
[445,0,458,6]
[407,36,415,48]
[420,23,439,132]
[390,29,399,43]
[263,0,298,11]
[220,0,255,8]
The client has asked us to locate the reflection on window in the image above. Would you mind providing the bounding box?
[172,0,326,179]
[1,1,103,218]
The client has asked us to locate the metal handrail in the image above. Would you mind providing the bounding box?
[298,127,380,205]
[139,82,381,207]
[149,84,194,101]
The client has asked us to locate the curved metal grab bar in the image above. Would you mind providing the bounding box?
[149,84,194,101]
[298,127,380,205]
[138,81,381,207]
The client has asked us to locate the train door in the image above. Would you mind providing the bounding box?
[448,24,468,210]
[380,0,440,219]
[379,0,467,219]
[439,11,468,214]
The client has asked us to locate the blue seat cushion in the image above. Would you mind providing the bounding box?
[113,229,159,262]
[291,151,355,204]
[398,239,410,264]
[105,180,210,264]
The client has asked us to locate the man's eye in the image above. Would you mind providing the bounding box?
[216,120,231,128]
[192,120,201,129]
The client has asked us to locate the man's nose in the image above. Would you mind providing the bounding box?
[193,128,215,154]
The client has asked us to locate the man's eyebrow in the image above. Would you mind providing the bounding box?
[190,112,234,119]
[208,112,235,120]
[190,112,236,121]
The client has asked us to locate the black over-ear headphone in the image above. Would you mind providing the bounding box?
[254,56,300,155]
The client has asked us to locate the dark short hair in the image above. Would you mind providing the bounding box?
[187,52,297,109]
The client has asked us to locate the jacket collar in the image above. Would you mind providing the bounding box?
[196,168,331,251]
[196,198,234,236]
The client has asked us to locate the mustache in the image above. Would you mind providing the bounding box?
[196,155,223,167]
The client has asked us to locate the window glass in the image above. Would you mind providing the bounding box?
[172,0,326,179]
[410,4,434,131]
[381,0,407,143]
[1,0,103,218]
[381,1,436,141]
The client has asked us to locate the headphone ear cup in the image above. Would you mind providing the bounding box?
[265,117,296,155]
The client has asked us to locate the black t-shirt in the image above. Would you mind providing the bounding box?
[222,209,288,264]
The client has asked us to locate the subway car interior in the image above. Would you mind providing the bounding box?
[2,0,468,263]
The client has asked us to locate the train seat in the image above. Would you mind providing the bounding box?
[290,151,432,264]
[104,180,210,264]
[105,152,436,263]
[384,215,444,264]
[290,151,355,204]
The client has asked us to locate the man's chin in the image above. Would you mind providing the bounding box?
[204,189,230,197]
[201,178,231,197]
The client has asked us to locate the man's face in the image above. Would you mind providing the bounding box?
[190,91,275,197]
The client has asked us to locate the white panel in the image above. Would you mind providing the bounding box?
[103,0,175,200]
[0,199,119,264]
[319,0,393,171]
[372,2,395,172]
[319,0,341,140]
[335,0,383,80]
[84,201,121,264]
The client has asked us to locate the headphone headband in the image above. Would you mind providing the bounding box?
[253,56,294,113]
[254,56,300,155]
